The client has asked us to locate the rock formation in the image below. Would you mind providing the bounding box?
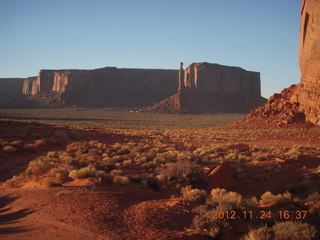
[0,78,29,108]
[0,67,178,108]
[243,0,320,126]
[144,62,266,113]
[22,77,38,95]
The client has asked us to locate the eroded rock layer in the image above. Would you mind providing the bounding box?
[1,67,178,108]
[144,62,266,114]
[244,0,320,126]
[0,78,28,108]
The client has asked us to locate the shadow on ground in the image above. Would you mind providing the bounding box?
[0,195,34,235]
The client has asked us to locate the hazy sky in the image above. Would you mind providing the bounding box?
[0,0,301,98]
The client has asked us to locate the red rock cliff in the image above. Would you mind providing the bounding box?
[244,0,320,126]
[32,67,178,107]
[144,62,266,114]
[298,0,320,125]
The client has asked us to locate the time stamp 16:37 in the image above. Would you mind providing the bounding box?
[212,210,308,220]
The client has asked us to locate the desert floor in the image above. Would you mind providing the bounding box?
[0,111,319,240]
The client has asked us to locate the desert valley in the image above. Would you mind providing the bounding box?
[0,0,320,240]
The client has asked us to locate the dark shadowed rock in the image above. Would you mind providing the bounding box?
[0,67,178,108]
[206,162,233,191]
[33,67,178,108]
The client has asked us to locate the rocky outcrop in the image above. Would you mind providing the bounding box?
[182,62,261,97]
[0,67,178,108]
[206,162,233,190]
[243,0,320,126]
[144,62,266,114]
[33,67,178,107]
[298,0,320,125]
[0,78,28,108]
[22,77,38,95]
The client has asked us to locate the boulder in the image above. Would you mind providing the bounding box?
[206,162,233,191]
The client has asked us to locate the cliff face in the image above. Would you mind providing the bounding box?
[244,0,320,126]
[183,63,261,97]
[0,78,28,108]
[30,67,178,107]
[22,77,38,95]
[144,62,266,114]
[298,0,320,125]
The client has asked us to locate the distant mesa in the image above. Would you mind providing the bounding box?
[0,67,178,108]
[243,0,320,126]
[143,62,267,113]
[0,62,266,113]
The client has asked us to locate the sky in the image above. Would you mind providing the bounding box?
[0,0,301,98]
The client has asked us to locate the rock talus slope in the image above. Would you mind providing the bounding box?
[244,0,320,126]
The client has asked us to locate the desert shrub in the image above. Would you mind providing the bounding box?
[41,177,60,188]
[58,154,74,164]
[49,167,69,183]
[252,152,269,162]
[306,192,320,202]
[33,139,46,148]
[110,169,122,176]
[69,165,105,180]
[156,159,205,189]
[259,191,291,206]
[116,147,130,155]
[192,204,223,239]
[273,221,317,240]
[192,189,245,238]
[2,145,18,153]
[25,157,54,176]
[113,175,130,185]
[209,188,244,210]
[10,140,23,147]
[23,143,37,152]
[285,145,304,160]
[241,225,274,240]
[47,151,59,158]
[123,159,132,165]
[241,221,317,240]
[144,150,157,162]
[181,185,206,203]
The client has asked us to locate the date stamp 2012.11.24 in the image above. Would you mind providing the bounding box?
[212,210,307,220]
